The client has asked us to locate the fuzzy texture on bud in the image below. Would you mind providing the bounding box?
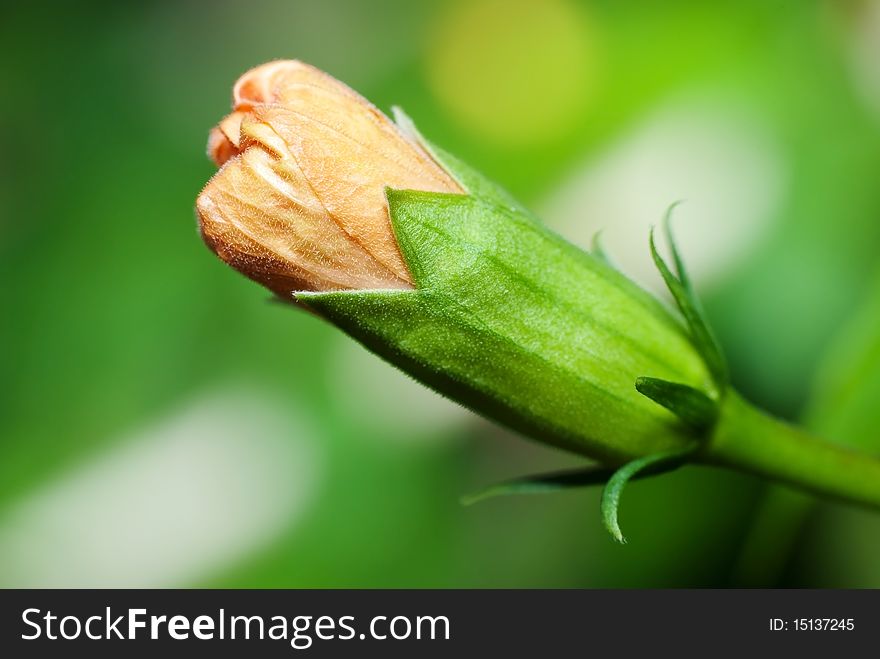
[197,60,462,296]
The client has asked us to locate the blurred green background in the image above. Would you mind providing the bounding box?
[2,0,879,587]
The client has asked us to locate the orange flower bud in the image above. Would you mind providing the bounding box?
[196,60,462,295]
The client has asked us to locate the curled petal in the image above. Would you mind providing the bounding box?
[198,60,462,295]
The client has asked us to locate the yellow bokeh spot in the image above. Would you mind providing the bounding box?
[426,0,598,147]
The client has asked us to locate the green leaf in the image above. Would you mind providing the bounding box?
[649,215,728,390]
[601,444,698,544]
[635,376,719,432]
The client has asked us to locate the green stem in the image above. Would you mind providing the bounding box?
[705,391,880,509]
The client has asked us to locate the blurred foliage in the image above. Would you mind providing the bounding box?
[735,269,880,587]
[1,0,878,586]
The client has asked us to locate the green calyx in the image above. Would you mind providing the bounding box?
[299,146,713,466]
[298,117,880,543]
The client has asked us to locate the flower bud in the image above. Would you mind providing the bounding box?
[196,65,880,524]
[197,61,716,466]
[197,60,462,295]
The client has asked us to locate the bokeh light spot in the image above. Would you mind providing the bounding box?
[846,0,880,119]
[426,0,598,147]
[539,95,787,293]
[0,390,320,587]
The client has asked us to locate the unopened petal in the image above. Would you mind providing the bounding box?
[197,147,412,295]
[199,60,462,294]
[254,87,460,279]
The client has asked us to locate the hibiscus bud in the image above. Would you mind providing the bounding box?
[195,63,880,534]
[196,60,719,467]
[196,60,462,295]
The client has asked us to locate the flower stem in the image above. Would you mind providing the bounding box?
[705,391,880,509]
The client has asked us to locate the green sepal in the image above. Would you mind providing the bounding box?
[462,465,620,506]
[635,376,719,433]
[393,106,530,216]
[590,231,616,269]
[663,202,693,293]
[601,443,699,544]
[649,208,728,390]
[297,286,625,460]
